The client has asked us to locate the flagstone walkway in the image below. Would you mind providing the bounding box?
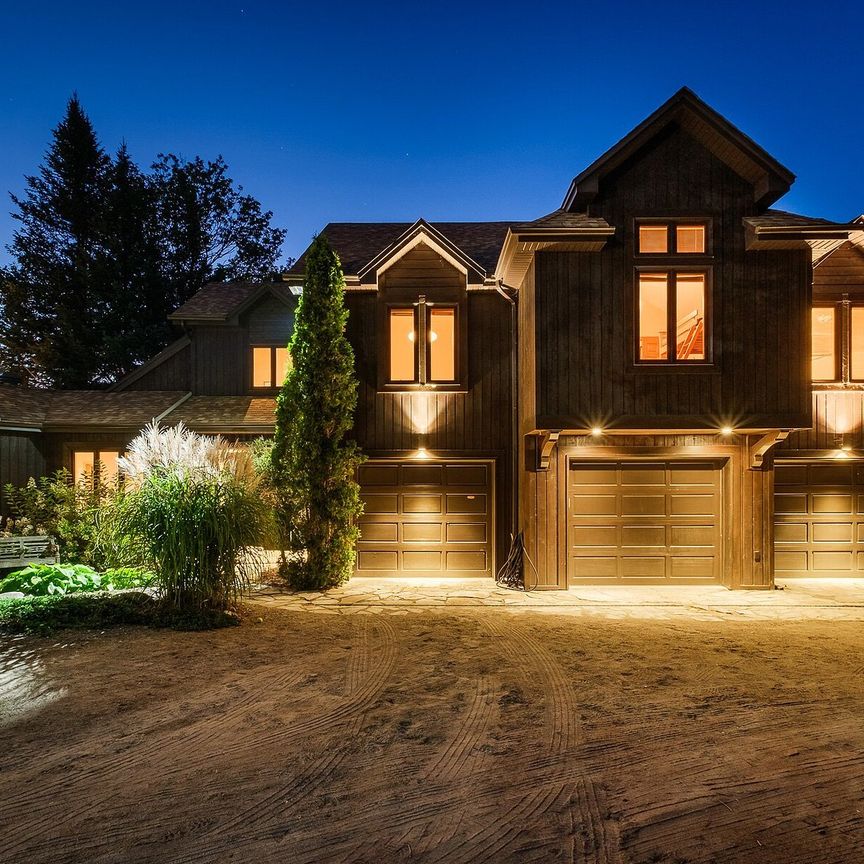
[251,576,864,620]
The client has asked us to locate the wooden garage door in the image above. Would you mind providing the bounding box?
[356,460,493,577]
[775,462,864,577]
[567,461,722,583]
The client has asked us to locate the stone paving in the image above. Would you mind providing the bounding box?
[251,576,864,620]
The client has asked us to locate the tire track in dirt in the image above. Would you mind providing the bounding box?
[0,663,309,862]
[482,617,579,754]
[158,616,398,864]
[573,775,622,864]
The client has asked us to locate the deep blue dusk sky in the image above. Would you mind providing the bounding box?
[1,1,861,266]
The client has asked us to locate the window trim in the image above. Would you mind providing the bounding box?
[426,303,459,384]
[250,344,291,392]
[811,303,841,383]
[386,304,419,384]
[634,266,713,366]
[634,217,713,258]
[379,293,466,392]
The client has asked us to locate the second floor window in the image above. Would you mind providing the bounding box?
[637,271,708,362]
[638,222,707,255]
[387,298,457,386]
[811,302,864,382]
[252,346,291,389]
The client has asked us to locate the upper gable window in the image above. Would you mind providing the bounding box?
[638,271,708,363]
[386,298,459,387]
[638,221,708,255]
[252,346,291,389]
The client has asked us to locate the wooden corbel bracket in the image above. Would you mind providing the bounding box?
[750,430,791,469]
[534,431,560,471]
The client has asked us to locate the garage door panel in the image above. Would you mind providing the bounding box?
[775,522,808,544]
[401,464,444,486]
[403,522,442,543]
[620,557,665,578]
[776,464,808,485]
[359,522,399,543]
[403,494,443,514]
[812,493,853,514]
[357,460,493,577]
[812,523,854,543]
[620,525,665,547]
[357,551,398,571]
[362,493,399,514]
[569,460,721,584]
[812,551,854,572]
[775,550,808,573]
[571,494,617,516]
[621,495,665,516]
[775,493,808,515]
[810,464,854,485]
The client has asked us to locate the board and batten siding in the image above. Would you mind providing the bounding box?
[124,343,191,391]
[533,125,811,431]
[0,432,45,515]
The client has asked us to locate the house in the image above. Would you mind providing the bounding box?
[1,87,862,589]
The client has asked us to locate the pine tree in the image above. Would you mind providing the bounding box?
[1,95,111,387]
[271,235,363,589]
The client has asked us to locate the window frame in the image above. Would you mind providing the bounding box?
[811,303,841,383]
[69,447,123,488]
[379,293,466,391]
[250,344,291,392]
[634,266,713,366]
[635,217,713,258]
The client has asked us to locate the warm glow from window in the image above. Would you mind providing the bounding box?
[676,224,705,254]
[74,450,119,485]
[639,225,668,254]
[811,307,836,381]
[851,307,864,380]
[275,347,291,385]
[638,273,668,359]
[389,308,415,382]
[252,347,273,387]
[675,273,706,360]
[429,307,456,382]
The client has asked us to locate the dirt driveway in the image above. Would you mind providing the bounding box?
[1,601,863,863]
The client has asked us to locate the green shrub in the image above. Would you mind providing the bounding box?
[0,563,154,597]
[2,468,117,566]
[0,592,239,635]
[107,422,272,615]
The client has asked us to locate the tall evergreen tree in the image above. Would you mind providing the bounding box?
[1,95,111,387]
[271,235,363,589]
[151,153,286,314]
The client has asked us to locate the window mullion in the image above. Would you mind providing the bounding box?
[668,272,677,362]
[417,296,427,384]
[841,297,851,383]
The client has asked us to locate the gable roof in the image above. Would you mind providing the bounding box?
[0,389,189,430]
[562,87,796,212]
[287,221,516,278]
[170,281,298,322]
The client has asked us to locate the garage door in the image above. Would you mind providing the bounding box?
[356,460,493,577]
[567,461,722,583]
[775,462,864,577]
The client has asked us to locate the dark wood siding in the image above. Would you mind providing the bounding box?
[0,433,45,514]
[814,242,864,298]
[191,327,249,395]
[534,125,811,430]
[346,283,513,569]
[124,344,191,391]
[246,295,296,344]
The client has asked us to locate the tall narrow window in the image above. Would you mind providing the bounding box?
[851,307,864,381]
[811,307,836,381]
[389,308,416,382]
[638,271,708,363]
[429,307,456,382]
[638,273,669,359]
[274,347,291,385]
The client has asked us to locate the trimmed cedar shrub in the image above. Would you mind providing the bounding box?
[106,422,272,617]
[271,234,363,590]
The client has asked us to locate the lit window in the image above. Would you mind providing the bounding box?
[389,308,416,382]
[852,308,864,381]
[639,225,668,254]
[73,450,120,486]
[811,308,836,381]
[638,273,669,359]
[252,346,292,389]
[429,307,456,382]
[638,271,707,363]
[676,224,706,254]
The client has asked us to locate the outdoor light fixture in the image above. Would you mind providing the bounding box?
[591,426,603,437]
[415,446,429,460]
[720,426,734,436]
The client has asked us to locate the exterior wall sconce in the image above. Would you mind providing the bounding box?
[720,426,734,436]
[591,426,603,437]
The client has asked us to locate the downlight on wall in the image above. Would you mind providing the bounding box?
[720,426,734,437]
[591,426,604,437]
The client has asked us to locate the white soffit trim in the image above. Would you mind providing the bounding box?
[375,231,468,278]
